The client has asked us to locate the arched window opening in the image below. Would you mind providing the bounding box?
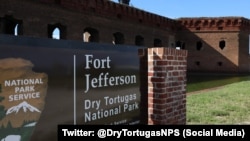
[1,15,22,35]
[83,31,91,42]
[154,38,162,47]
[210,20,215,26]
[195,20,201,26]
[196,41,203,51]
[176,41,181,50]
[14,24,19,36]
[135,35,144,46]
[219,40,226,50]
[52,28,60,40]
[83,27,99,42]
[176,41,185,50]
[113,32,124,45]
[217,20,224,27]
[48,23,66,40]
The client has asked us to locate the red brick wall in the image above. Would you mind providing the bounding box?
[177,17,250,73]
[0,0,177,47]
[179,32,240,72]
[139,47,187,125]
[1,0,250,73]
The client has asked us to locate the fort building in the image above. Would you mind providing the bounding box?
[1,0,250,73]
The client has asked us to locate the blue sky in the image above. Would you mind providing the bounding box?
[113,0,250,19]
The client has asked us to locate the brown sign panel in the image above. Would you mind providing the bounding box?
[0,35,141,141]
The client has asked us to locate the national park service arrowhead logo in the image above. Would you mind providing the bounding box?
[0,58,48,141]
[6,101,41,115]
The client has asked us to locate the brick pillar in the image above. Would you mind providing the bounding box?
[139,47,188,125]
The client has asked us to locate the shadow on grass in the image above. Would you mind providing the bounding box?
[187,72,250,93]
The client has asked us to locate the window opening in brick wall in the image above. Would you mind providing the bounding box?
[113,32,125,44]
[211,20,215,26]
[226,20,231,26]
[83,31,91,42]
[195,61,200,66]
[196,41,203,51]
[182,42,186,49]
[217,61,223,66]
[2,15,22,35]
[154,38,162,47]
[176,41,181,49]
[176,41,185,50]
[117,14,122,19]
[52,28,60,40]
[196,27,201,30]
[83,27,99,42]
[48,23,66,40]
[218,27,223,30]
[14,24,19,36]
[203,21,209,26]
[135,35,144,46]
[233,19,238,26]
[219,40,226,50]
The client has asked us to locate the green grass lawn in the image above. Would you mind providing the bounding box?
[186,76,250,124]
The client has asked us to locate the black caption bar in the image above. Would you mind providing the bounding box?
[58,125,250,140]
